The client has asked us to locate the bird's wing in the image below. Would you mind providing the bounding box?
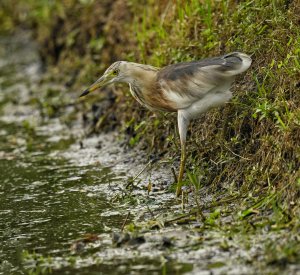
[157,52,251,109]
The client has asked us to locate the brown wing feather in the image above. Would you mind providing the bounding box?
[157,52,249,81]
[156,52,251,109]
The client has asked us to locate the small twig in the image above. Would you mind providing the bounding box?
[223,143,251,160]
[171,167,178,182]
[125,160,152,188]
[121,212,130,232]
[212,196,243,205]
[181,191,185,211]
[194,193,205,221]
[146,204,155,219]
[164,210,198,226]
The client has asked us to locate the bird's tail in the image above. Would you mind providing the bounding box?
[223,52,252,76]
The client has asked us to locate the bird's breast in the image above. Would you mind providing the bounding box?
[129,84,177,112]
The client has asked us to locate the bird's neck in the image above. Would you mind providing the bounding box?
[126,63,158,90]
[126,63,176,112]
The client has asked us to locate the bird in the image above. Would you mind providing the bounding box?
[80,52,252,196]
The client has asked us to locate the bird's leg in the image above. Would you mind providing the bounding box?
[176,140,186,196]
[176,111,189,197]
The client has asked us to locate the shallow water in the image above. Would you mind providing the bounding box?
[0,121,126,271]
[0,33,130,274]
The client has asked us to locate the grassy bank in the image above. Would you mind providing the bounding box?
[1,0,299,257]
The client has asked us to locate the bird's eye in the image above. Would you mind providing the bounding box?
[112,70,118,75]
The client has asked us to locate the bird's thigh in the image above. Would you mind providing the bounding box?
[188,91,232,118]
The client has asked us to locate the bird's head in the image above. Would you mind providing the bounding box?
[80,61,158,97]
[80,61,127,97]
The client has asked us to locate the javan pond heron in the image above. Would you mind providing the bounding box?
[80,52,252,196]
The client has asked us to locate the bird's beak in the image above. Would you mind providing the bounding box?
[79,74,112,98]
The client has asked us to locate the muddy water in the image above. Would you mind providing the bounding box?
[0,121,124,270]
[0,33,130,274]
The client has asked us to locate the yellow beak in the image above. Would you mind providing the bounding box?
[79,74,111,98]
